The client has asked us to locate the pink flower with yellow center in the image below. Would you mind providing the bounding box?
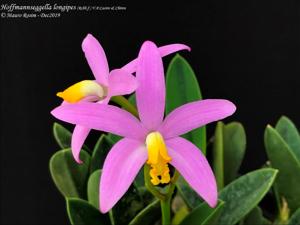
[51,41,236,213]
[56,34,190,163]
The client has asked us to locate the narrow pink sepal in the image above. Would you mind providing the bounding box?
[71,125,90,163]
[166,137,218,207]
[100,138,147,213]
[159,99,236,139]
[51,103,148,140]
[158,43,191,56]
[121,43,191,73]
[82,34,109,86]
[136,41,165,131]
[108,69,138,96]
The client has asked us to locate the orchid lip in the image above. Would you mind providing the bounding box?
[56,80,108,103]
[145,131,171,185]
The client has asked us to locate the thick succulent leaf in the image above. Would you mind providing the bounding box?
[107,133,122,144]
[213,122,224,189]
[128,94,136,106]
[86,165,144,225]
[179,200,224,225]
[87,170,101,209]
[216,168,278,225]
[49,149,90,198]
[173,59,211,206]
[134,169,144,188]
[53,122,90,151]
[90,135,113,173]
[264,125,300,212]
[128,200,160,225]
[289,208,300,225]
[109,185,144,225]
[275,116,300,162]
[66,198,110,225]
[223,122,246,185]
[176,176,203,209]
[166,54,206,154]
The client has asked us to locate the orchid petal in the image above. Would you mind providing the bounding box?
[97,96,111,104]
[82,34,109,86]
[71,125,90,163]
[166,137,217,207]
[100,138,147,213]
[69,97,110,163]
[51,103,148,140]
[159,99,236,139]
[136,41,165,130]
[121,43,191,73]
[108,69,138,96]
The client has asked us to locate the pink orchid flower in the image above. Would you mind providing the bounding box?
[51,41,236,213]
[56,34,191,163]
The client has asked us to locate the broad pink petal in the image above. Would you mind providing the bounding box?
[69,97,110,164]
[82,34,109,86]
[108,69,138,96]
[159,99,236,139]
[71,125,90,163]
[121,43,191,73]
[100,138,147,213]
[166,137,217,207]
[136,41,165,130]
[51,103,147,140]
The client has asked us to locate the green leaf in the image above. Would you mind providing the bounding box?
[213,122,224,189]
[66,198,110,225]
[243,207,263,225]
[87,170,101,209]
[134,169,145,188]
[85,166,143,225]
[107,133,122,144]
[90,135,113,173]
[109,185,144,225]
[166,54,206,154]
[264,125,300,212]
[176,176,203,209]
[179,200,224,225]
[49,149,90,198]
[53,122,72,149]
[223,122,246,185]
[128,94,136,106]
[128,200,160,225]
[289,208,300,225]
[216,168,278,225]
[275,116,300,162]
[53,123,90,152]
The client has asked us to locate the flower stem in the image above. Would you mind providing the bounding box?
[110,96,139,118]
[144,166,180,225]
[161,170,179,225]
[167,170,179,199]
[161,198,171,225]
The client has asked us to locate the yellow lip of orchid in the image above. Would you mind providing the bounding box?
[56,80,107,103]
[146,132,172,185]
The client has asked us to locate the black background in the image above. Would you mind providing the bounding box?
[1,0,299,224]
